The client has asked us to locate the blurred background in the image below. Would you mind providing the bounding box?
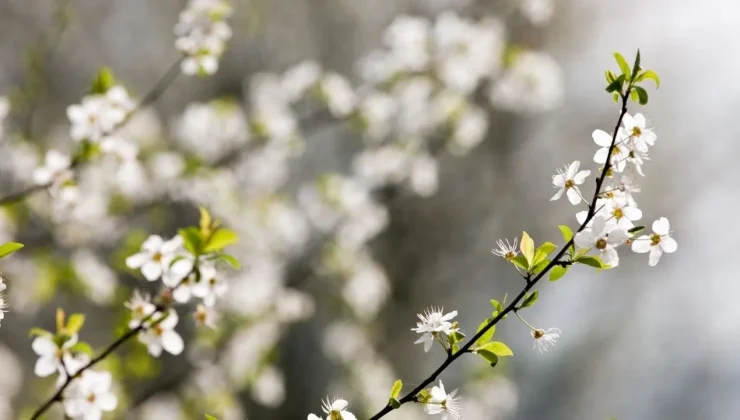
[0,0,732,419]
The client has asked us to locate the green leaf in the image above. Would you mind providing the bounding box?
[549,265,569,281]
[558,225,575,255]
[199,206,213,236]
[573,248,590,260]
[390,380,403,399]
[577,255,610,269]
[613,92,620,103]
[389,398,401,409]
[178,227,203,255]
[520,231,535,265]
[613,52,631,77]
[533,241,557,266]
[479,341,513,357]
[605,70,617,84]
[69,341,94,355]
[476,349,499,366]
[510,254,529,271]
[636,70,660,88]
[630,88,640,103]
[475,318,495,346]
[90,67,116,94]
[531,258,550,274]
[0,242,24,258]
[631,49,642,80]
[203,228,238,253]
[606,74,626,93]
[634,86,649,105]
[490,299,504,314]
[66,313,85,334]
[521,290,539,308]
[28,327,54,339]
[216,253,241,269]
[205,415,218,420]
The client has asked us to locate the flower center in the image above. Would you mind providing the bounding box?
[153,325,164,336]
[595,238,608,250]
[152,252,163,262]
[87,393,96,403]
[612,208,624,219]
[533,329,544,339]
[650,233,661,246]
[209,277,217,286]
[55,348,65,360]
[565,179,575,189]
[632,127,642,137]
[329,411,342,420]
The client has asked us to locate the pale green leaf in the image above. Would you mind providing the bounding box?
[549,265,569,281]
[0,242,24,258]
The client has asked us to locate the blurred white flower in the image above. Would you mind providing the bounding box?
[450,106,488,155]
[384,15,431,72]
[410,153,439,197]
[321,72,357,117]
[323,322,371,363]
[520,0,555,26]
[67,96,125,142]
[281,60,322,102]
[490,50,563,114]
[64,370,118,420]
[252,366,285,407]
[125,289,156,328]
[149,152,186,181]
[223,321,280,383]
[275,289,315,322]
[359,91,397,141]
[32,150,72,187]
[173,100,250,162]
[191,264,227,306]
[175,0,233,76]
[138,393,183,420]
[139,309,184,356]
[342,256,389,321]
[72,249,118,304]
[193,303,219,329]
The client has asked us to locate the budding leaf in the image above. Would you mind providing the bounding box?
[520,231,535,265]
[613,52,631,77]
[628,225,645,234]
[66,313,86,334]
[476,349,499,366]
[203,228,238,253]
[390,380,403,399]
[549,265,569,281]
[490,300,504,314]
[510,254,529,271]
[389,398,401,409]
[631,49,642,80]
[475,318,495,346]
[479,341,513,357]
[178,227,203,256]
[56,308,66,333]
[636,70,660,88]
[0,242,24,258]
[521,290,539,308]
[199,206,213,237]
[28,327,54,339]
[205,415,218,420]
[216,253,241,270]
[634,86,649,105]
[90,67,116,94]
[533,242,557,266]
[69,341,94,355]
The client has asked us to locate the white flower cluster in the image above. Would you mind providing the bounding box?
[31,332,117,419]
[175,0,233,76]
[125,233,226,356]
[549,112,676,267]
[31,85,137,221]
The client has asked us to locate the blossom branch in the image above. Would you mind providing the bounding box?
[0,58,183,207]
[368,89,632,420]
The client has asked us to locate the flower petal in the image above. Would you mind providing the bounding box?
[661,236,677,253]
[592,129,613,147]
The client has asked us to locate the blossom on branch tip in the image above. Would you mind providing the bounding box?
[125,235,185,281]
[531,327,561,353]
[631,217,677,266]
[424,380,463,420]
[412,307,459,353]
[551,161,590,205]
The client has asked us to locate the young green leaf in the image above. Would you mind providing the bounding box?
[549,265,569,281]
[0,242,24,258]
[490,299,504,314]
[28,327,54,339]
[390,380,403,399]
[203,228,238,253]
[628,225,646,234]
[478,341,513,357]
[390,398,401,409]
[476,349,499,366]
[636,70,660,88]
[178,227,203,255]
[216,253,241,270]
[631,49,642,80]
[66,313,86,334]
[558,225,575,255]
[520,231,535,265]
[56,308,66,333]
[613,52,631,77]
[510,254,529,271]
[205,415,218,420]
[531,258,550,274]
[521,290,539,308]
[475,318,495,346]
[69,341,94,355]
[90,67,117,94]
[634,86,649,105]
[577,255,609,269]
[199,206,213,236]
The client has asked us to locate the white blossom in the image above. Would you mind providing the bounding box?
[193,304,219,329]
[67,96,125,143]
[175,0,233,76]
[425,380,463,420]
[125,235,185,281]
[321,72,357,117]
[631,217,677,266]
[593,129,629,172]
[63,370,118,420]
[622,112,656,152]
[489,51,563,114]
[32,150,72,187]
[138,309,184,357]
[308,397,357,420]
[551,161,591,205]
[491,237,519,260]
[412,307,459,352]
[191,264,227,306]
[574,215,628,267]
[531,327,561,353]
